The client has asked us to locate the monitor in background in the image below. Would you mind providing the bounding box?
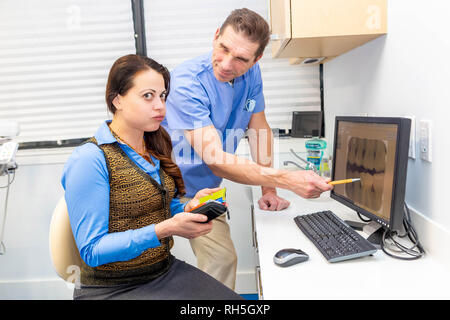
[291,111,322,138]
[330,116,411,245]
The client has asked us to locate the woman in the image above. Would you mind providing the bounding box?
[61,54,241,300]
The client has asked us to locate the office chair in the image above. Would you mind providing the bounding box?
[49,196,82,283]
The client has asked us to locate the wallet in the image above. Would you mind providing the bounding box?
[189,201,229,222]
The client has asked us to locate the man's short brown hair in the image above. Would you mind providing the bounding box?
[219,8,270,59]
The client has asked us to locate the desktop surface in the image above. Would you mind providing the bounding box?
[251,187,450,300]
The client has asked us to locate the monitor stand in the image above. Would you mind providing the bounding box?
[346,220,384,248]
[363,221,384,248]
[344,220,365,231]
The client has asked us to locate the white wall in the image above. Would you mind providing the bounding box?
[324,0,450,233]
[0,152,73,299]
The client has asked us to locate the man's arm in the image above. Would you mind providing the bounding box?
[247,111,275,189]
[184,124,281,187]
[247,111,290,210]
[184,124,332,199]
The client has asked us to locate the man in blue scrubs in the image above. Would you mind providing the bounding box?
[162,8,332,289]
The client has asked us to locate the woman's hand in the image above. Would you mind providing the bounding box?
[154,212,213,239]
[183,187,222,212]
[155,187,221,240]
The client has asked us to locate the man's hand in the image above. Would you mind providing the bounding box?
[258,187,290,211]
[285,170,333,198]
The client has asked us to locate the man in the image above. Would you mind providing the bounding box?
[162,8,332,289]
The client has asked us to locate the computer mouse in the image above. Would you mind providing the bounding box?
[273,248,309,267]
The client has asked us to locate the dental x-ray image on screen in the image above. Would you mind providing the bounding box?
[333,121,398,222]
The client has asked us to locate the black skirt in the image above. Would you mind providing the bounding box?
[73,258,243,300]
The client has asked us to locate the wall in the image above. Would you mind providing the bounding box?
[0,151,72,299]
[323,0,450,240]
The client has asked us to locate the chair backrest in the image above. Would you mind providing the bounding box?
[49,196,82,282]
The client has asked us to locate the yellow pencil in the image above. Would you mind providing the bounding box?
[328,178,361,185]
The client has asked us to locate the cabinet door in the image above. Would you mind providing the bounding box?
[270,0,387,60]
[291,0,387,38]
[270,0,292,58]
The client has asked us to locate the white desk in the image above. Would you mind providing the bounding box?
[251,187,450,300]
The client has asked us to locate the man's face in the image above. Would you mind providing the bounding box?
[212,26,261,82]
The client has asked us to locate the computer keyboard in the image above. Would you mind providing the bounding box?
[294,210,377,262]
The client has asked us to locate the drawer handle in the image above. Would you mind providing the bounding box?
[255,266,263,300]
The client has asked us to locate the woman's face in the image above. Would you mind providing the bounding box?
[113,68,167,132]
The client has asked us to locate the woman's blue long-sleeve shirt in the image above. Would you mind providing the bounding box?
[61,121,186,267]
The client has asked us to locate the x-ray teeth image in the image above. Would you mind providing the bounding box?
[345,137,387,211]
[333,121,397,222]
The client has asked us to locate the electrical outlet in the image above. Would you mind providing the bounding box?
[406,116,416,159]
[419,120,432,162]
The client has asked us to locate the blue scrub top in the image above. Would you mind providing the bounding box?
[162,52,265,197]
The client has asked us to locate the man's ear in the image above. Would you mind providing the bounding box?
[254,54,263,64]
[214,27,220,41]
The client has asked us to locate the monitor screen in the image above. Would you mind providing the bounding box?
[331,117,410,232]
[300,115,320,135]
[291,111,322,138]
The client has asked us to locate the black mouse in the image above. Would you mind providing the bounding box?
[273,248,309,267]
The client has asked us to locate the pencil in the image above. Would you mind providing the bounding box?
[328,178,361,185]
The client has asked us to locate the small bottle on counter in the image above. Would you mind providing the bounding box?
[305,137,327,173]
[320,156,331,178]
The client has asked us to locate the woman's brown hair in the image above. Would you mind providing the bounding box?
[105,54,185,196]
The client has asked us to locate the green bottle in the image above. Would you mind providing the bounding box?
[305,137,327,172]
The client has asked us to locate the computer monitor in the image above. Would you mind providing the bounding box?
[291,111,323,138]
[330,116,411,242]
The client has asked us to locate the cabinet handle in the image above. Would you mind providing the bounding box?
[251,204,258,252]
[255,266,263,300]
[251,204,254,247]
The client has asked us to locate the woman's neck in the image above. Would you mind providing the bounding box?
[109,119,145,154]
